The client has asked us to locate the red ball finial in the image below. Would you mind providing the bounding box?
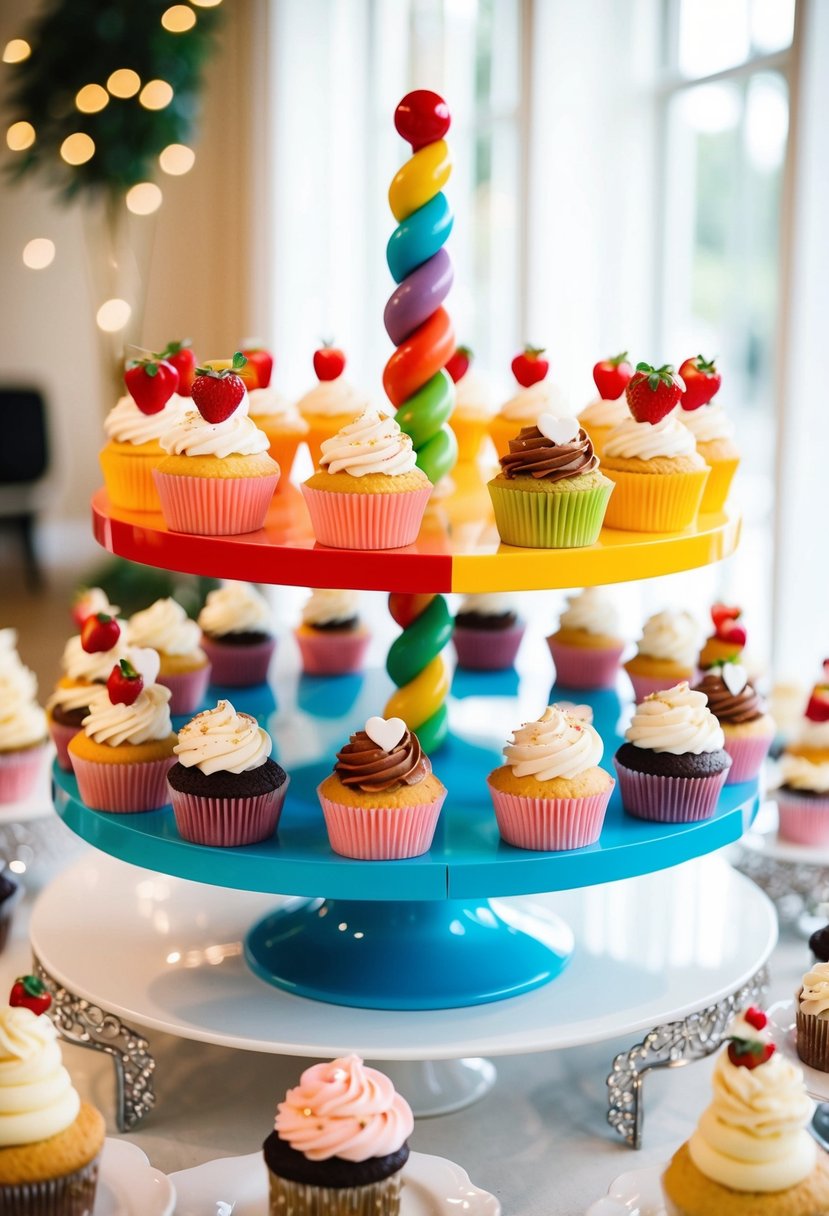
[394,90,450,151]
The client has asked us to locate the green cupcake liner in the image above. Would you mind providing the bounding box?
[488,480,613,548]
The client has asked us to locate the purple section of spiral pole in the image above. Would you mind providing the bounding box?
[383,248,454,346]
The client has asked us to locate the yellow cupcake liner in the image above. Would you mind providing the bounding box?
[602,467,709,533]
[488,480,613,548]
[99,445,162,512]
[699,456,739,513]
[451,414,490,462]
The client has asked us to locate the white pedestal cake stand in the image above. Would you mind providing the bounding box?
[733,799,829,927]
[30,850,775,1147]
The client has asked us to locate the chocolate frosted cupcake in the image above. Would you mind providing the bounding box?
[452,593,525,671]
[694,663,774,784]
[198,581,275,686]
[264,1054,414,1216]
[318,716,446,859]
[488,414,613,548]
[796,963,829,1073]
[810,925,829,963]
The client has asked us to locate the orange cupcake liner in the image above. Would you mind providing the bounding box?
[99,446,162,512]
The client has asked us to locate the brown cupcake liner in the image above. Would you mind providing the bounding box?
[0,1153,100,1215]
[795,999,829,1072]
[268,1169,403,1216]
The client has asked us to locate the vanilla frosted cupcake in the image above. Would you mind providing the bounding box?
[302,410,431,550]
[100,390,188,512]
[167,699,287,846]
[295,588,369,676]
[47,614,131,769]
[198,582,275,686]
[0,630,48,803]
[452,592,525,671]
[487,705,614,850]
[681,398,739,513]
[602,413,709,532]
[796,962,829,1072]
[298,364,371,467]
[128,597,210,713]
[547,587,625,689]
[248,386,309,483]
[624,608,701,701]
[450,360,495,462]
[578,394,629,458]
[776,688,829,846]
[615,681,731,822]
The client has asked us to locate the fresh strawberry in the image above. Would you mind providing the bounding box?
[806,688,829,723]
[511,345,548,388]
[625,363,685,425]
[124,357,179,415]
[160,340,197,397]
[592,352,633,401]
[711,603,741,630]
[313,342,346,382]
[81,613,121,654]
[72,588,115,628]
[9,975,51,1016]
[727,1040,775,1070]
[744,1006,768,1031]
[679,355,721,410]
[192,352,248,423]
[107,659,144,706]
[718,620,747,646]
[242,346,274,390]
[445,345,472,384]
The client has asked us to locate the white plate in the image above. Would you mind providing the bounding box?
[769,998,829,1101]
[585,1165,665,1215]
[96,1138,175,1215]
[169,1149,500,1215]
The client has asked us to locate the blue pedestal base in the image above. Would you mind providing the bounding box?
[244,896,575,1010]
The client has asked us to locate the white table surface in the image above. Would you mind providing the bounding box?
[0,856,816,1216]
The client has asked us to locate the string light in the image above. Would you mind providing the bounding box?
[139,79,173,110]
[60,132,95,164]
[161,5,196,32]
[107,68,141,98]
[126,182,163,215]
[96,299,132,332]
[2,39,31,63]
[6,121,35,151]
[158,143,195,175]
[192,0,222,6]
[76,84,109,113]
[22,239,55,269]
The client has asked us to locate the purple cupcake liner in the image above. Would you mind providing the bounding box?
[723,731,773,784]
[0,744,49,804]
[319,788,446,859]
[488,781,613,851]
[200,635,276,686]
[452,621,526,671]
[776,790,829,846]
[159,664,211,715]
[295,630,370,676]
[170,779,288,846]
[614,759,730,823]
[547,639,625,690]
[71,753,176,813]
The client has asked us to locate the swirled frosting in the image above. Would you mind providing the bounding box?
[61,630,130,684]
[693,671,765,725]
[73,588,120,622]
[0,701,46,751]
[297,379,369,419]
[275,1055,413,1162]
[579,396,629,429]
[198,583,272,637]
[625,682,724,754]
[503,705,603,780]
[318,410,418,477]
[636,609,700,666]
[688,1014,815,1193]
[457,592,517,618]
[499,381,568,422]
[603,413,698,461]
[800,963,829,1018]
[47,681,95,714]
[681,402,735,444]
[499,425,598,481]
[797,717,829,751]
[0,1006,80,1147]
[780,754,829,794]
[334,728,429,792]
[127,598,203,656]
[174,699,271,773]
[159,393,270,458]
[82,684,172,747]
[558,587,621,637]
[104,393,189,445]
[247,387,299,420]
[301,588,361,628]
[454,369,494,415]
[0,632,37,702]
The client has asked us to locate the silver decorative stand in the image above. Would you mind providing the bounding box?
[732,802,829,926]
[606,966,770,1149]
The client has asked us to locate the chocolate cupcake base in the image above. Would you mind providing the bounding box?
[796,995,829,1072]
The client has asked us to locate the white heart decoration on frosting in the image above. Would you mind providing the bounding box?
[722,663,748,696]
[128,647,160,688]
[537,413,580,445]
[365,715,407,752]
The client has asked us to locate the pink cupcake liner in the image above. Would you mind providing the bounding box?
[614,760,730,823]
[723,731,773,784]
[200,636,276,686]
[48,719,81,772]
[319,788,446,859]
[0,744,49,803]
[488,782,613,851]
[452,622,526,671]
[153,469,279,535]
[159,664,212,715]
[295,630,370,676]
[547,639,625,690]
[170,780,288,847]
[300,484,431,550]
[776,790,829,846]
[71,753,177,813]
[626,670,698,702]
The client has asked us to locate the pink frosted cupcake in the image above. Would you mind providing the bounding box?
[318,716,446,859]
[693,664,774,784]
[487,705,614,850]
[167,699,287,846]
[0,630,49,803]
[295,588,370,676]
[198,582,275,686]
[615,682,731,822]
[547,587,625,690]
[452,593,525,671]
[128,597,210,714]
[302,410,432,550]
[776,684,829,846]
[624,608,701,702]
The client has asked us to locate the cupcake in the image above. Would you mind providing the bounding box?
[245,348,310,483]
[99,354,188,512]
[298,344,371,466]
[0,978,106,1215]
[70,587,120,631]
[68,649,178,813]
[0,630,48,802]
[446,347,493,463]
[295,589,370,676]
[796,963,829,1072]
[487,705,614,850]
[302,410,432,551]
[546,587,625,690]
[578,352,634,457]
[624,608,700,701]
[47,611,130,770]
[198,582,275,686]
[810,925,829,964]
[662,1006,829,1216]
[601,363,709,532]
[694,663,774,784]
[318,716,446,859]
[698,603,747,670]
[487,414,613,549]
[167,699,287,846]
[614,681,731,822]
[127,597,210,714]
[776,682,829,846]
[489,345,568,459]
[154,355,280,535]
[452,593,525,671]
[678,355,739,513]
[264,1054,413,1216]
